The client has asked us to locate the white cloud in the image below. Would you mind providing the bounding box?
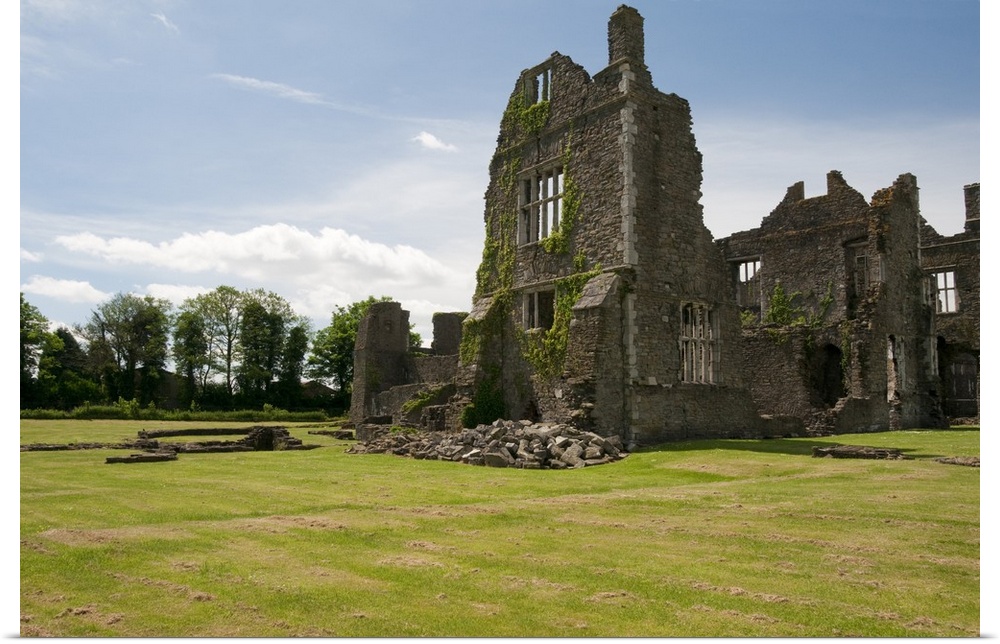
[52,223,473,313]
[143,283,211,306]
[412,131,458,152]
[150,12,179,34]
[20,275,110,303]
[21,248,43,262]
[56,224,450,279]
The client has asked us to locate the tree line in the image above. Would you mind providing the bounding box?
[20,289,417,414]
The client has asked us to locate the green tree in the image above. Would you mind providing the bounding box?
[20,293,51,408]
[234,289,306,407]
[173,310,209,408]
[36,328,102,410]
[275,323,310,409]
[79,293,172,405]
[179,285,244,399]
[235,299,284,405]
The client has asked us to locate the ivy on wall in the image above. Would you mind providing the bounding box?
[459,85,599,420]
[539,134,581,255]
[519,256,602,380]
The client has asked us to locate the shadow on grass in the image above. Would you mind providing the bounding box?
[636,438,836,457]
[634,425,979,460]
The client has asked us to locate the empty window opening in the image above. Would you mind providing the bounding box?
[524,290,555,331]
[733,258,762,316]
[852,245,869,295]
[531,68,551,103]
[679,303,718,384]
[933,270,958,313]
[518,167,564,245]
[738,259,760,282]
[846,240,868,316]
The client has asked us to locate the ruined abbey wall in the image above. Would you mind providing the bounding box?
[348,5,977,444]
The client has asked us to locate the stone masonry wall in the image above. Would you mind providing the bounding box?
[717,172,943,431]
[350,302,411,422]
[462,5,761,445]
[919,182,979,418]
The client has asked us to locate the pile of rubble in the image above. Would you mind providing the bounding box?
[348,420,628,469]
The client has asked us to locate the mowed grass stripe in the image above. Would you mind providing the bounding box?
[20,420,979,637]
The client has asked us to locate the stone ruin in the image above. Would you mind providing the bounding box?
[811,445,908,460]
[21,426,322,463]
[348,419,627,470]
[345,5,979,454]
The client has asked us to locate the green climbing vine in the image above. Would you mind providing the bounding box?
[538,136,581,255]
[761,280,834,329]
[763,282,806,326]
[400,384,450,416]
[519,260,602,380]
[501,90,550,137]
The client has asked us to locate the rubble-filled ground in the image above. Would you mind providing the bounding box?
[348,420,628,469]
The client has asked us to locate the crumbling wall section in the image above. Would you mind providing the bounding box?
[919,182,979,418]
[350,302,465,425]
[718,172,943,432]
[431,313,466,356]
[349,302,411,423]
[717,171,870,324]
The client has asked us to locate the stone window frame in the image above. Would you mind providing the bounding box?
[847,239,869,296]
[518,165,564,246]
[732,256,762,312]
[679,302,719,384]
[929,268,959,314]
[525,65,552,104]
[523,288,555,331]
[737,258,760,283]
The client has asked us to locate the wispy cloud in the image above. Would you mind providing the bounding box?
[208,73,459,126]
[151,12,179,34]
[412,131,458,152]
[211,73,328,106]
[21,248,43,262]
[20,275,110,304]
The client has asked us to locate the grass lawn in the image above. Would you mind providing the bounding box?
[20,420,980,637]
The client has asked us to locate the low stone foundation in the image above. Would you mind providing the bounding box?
[106,452,178,464]
[811,445,908,460]
[22,425,323,463]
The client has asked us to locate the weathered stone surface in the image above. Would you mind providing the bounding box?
[811,445,908,460]
[31,425,321,461]
[106,452,177,464]
[483,449,515,468]
[339,5,978,445]
[934,456,979,467]
[308,429,355,440]
[347,420,629,469]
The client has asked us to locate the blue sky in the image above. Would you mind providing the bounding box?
[17,0,981,344]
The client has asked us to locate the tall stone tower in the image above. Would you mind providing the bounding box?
[459,5,761,445]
